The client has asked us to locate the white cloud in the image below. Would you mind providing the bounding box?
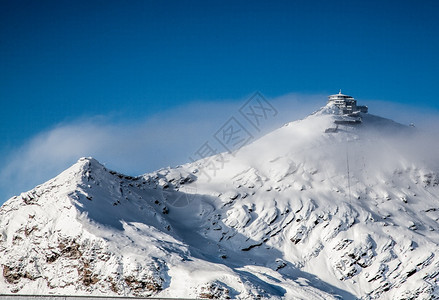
[0,93,322,203]
[362,99,439,131]
[2,92,437,205]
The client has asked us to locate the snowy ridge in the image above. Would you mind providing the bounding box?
[1,107,439,299]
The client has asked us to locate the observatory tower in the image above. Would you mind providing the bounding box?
[328,90,368,115]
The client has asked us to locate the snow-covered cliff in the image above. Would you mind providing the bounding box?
[1,106,439,299]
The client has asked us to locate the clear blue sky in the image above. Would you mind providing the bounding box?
[1,0,439,201]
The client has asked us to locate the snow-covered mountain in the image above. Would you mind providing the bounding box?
[1,102,439,299]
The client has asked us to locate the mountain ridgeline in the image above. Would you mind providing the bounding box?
[1,99,439,299]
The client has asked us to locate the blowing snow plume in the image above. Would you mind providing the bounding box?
[0,93,323,204]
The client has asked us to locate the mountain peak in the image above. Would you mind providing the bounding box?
[76,156,99,165]
[305,92,410,136]
[73,157,105,174]
[1,94,438,299]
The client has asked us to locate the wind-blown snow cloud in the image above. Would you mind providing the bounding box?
[0,93,324,203]
[365,100,439,132]
[1,92,438,204]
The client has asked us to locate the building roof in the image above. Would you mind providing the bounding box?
[328,90,353,99]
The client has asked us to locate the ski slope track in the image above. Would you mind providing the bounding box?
[1,103,439,299]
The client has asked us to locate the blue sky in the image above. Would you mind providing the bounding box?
[1,0,439,203]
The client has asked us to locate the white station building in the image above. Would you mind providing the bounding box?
[328,90,368,115]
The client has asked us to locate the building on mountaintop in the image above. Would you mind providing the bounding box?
[328,90,368,115]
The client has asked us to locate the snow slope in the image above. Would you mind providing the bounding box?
[1,104,439,299]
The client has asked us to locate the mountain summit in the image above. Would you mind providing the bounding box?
[1,95,439,299]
